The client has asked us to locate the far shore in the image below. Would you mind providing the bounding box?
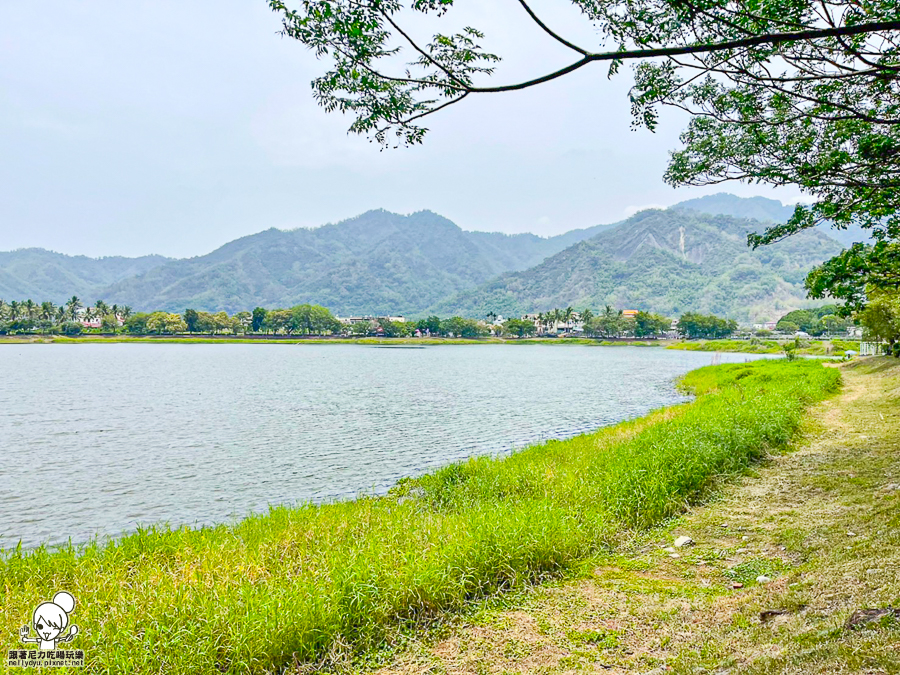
[0,333,861,355]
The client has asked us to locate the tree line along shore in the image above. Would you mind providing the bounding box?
[0,296,864,341]
[0,295,871,357]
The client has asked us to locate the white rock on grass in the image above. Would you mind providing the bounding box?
[756,575,772,584]
[674,536,694,548]
[663,546,677,553]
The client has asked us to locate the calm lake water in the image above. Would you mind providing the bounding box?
[1,344,766,549]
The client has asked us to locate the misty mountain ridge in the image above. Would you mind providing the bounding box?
[0,195,858,320]
[673,193,873,247]
[0,248,170,306]
[96,209,618,315]
[430,208,843,323]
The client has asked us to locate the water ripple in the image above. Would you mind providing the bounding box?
[0,344,766,549]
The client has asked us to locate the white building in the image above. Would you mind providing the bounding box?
[338,315,406,325]
[523,312,583,335]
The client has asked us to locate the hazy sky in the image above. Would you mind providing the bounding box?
[1,1,809,258]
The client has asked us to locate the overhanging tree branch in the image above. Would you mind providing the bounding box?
[467,20,900,94]
[514,0,589,55]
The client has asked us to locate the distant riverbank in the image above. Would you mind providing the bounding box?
[0,333,861,355]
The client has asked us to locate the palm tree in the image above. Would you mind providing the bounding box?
[66,296,82,321]
[38,302,55,332]
[0,299,6,320]
[40,301,55,321]
[23,299,37,321]
[581,308,594,336]
[600,305,616,338]
[563,306,574,333]
[120,306,132,321]
[95,300,109,317]
[55,306,67,324]
[9,300,20,321]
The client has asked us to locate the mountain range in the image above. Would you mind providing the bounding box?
[674,193,872,248]
[0,249,169,305]
[0,194,862,322]
[432,208,841,322]
[99,210,619,316]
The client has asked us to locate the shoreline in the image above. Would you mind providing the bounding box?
[0,333,861,356]
[0,359,839,673]
[372,357,900,675]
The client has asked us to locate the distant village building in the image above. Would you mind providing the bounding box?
[337,315,406,325]
[76,308,124,329]
[522,312,584,335]
[752,321,778,331]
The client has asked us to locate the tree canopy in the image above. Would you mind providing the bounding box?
[268,0,900,309]
[677,311,737,339]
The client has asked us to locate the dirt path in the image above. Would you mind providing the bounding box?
[371,358,900,675]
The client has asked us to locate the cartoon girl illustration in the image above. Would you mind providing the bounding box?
[20,591,79,650]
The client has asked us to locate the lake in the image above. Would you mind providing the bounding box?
[0,344,766,549]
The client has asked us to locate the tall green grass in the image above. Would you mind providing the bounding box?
[0,360,839,673]
[667,338,860,356]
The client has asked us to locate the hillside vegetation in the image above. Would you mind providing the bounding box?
[0,249,168,305]
[675,192,873,247]
[1,195,857,320]
[433,209,841,323]
[100,211,613,315]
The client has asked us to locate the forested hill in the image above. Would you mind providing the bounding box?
[673,193,872,247]
[99,210,613,315]
[430,209,843,323]
[0,249,170,305]
[1,196,850,319]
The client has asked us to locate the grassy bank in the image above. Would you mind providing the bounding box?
[0,334,860,356]
[667,338,860,356]
[376,358,900,674]
[0,361,839,673]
